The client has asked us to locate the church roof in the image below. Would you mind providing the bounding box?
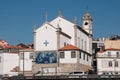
[59,44,80,51]
[77,25,90,36]
[60,31,71,39]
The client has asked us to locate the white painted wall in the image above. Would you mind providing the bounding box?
[60,51,77,63]
[0,54,3,75]
[77,29,88,51]
[36,23,57,51]
[50,17,75,45]
[0,53,19,75]
[60,34,70,48]
[20,51,33,71]
[77,28,92,55]
[97,50,120,75]
[79,52,91,66]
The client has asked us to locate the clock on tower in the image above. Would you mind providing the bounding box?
[84,21,89,29]
[82,11,92,35]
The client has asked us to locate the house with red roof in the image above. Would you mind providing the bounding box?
[58,44,91,73]
[97,48,120,75]
[0,42,33,76]
[0,46,20,76]
[0,39,9,49]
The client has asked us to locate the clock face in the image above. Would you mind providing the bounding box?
[84,22,89,29]
[84,22,88,25]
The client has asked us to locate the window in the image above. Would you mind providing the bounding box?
[85,41,87,51]
[64,42,66,46]
[30,53,34,59]
[83,53,85,60]
[108,61,112,67]
[71,51,76,58]
[81,39,83,50]
[116,52,120,57]
[87,55,88,61]
[115,61,118,67]
[108,52,111,57]
[85,22,88,25]
[79,51,81,59]
[60,52,64,58]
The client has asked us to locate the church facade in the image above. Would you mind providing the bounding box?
[33,10,93,75]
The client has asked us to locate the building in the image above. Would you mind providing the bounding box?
[33,10,93,75]
[104,40,120,49]
[0,39,9,49]
[92,38,105,73]
[0,46,20,76]
[97,48,120,75]
[19,49,34,76]
[97,40,120,75]
[59,44,91,74]
[0,41,33,76]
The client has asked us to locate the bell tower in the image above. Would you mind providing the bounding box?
[82,10,92,35]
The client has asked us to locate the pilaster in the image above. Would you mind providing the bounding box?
[56,26,61,67]
[74,24,77,46]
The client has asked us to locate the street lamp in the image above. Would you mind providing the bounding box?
[113,59,116,75]
[21,51,25,76]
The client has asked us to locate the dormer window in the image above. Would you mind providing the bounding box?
[108,52,111,57]
[116,52,120,57]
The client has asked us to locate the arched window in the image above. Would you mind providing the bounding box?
[108,61,112,67]
[115,61,118,67]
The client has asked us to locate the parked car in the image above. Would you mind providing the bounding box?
[8,74,26,79]
[68,71,87,78]
[69,71,86,75]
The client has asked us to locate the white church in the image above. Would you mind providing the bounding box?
[33,10,93,75]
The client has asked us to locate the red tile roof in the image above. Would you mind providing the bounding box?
[98,50,106,53]
[98,48,120,53]
[59,44,80,51]
[5,46,21,49]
